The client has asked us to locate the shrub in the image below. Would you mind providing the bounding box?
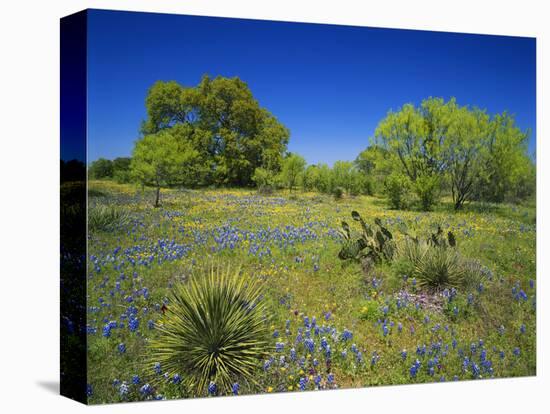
[88,205,131,232]
[332,186,344,200]
[252,167,276,194]
[149,264,269,396]
[384,173,410,209]
[413,174,440,211]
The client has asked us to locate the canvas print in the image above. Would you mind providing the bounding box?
[60,9,536,404]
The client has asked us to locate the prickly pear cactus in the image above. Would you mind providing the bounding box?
[338,211,395,263]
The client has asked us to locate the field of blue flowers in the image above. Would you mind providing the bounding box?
[84,181,536,403]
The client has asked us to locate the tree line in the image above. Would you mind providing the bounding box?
[88,76,535,210]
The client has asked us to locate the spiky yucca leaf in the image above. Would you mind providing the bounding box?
[149,264,269,396]
[88,205,131,232]
[414,247,466,290]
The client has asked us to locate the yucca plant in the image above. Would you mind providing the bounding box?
[88,205,131,232]
[413,247,467,290]
[149,263,269,396]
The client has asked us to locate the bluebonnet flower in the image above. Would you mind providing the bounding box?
[119,382,129,397]
[272,329,280,338]
[232,383,240,395]
[471,362,480,378]
[102,324,112,338]
[86,384,93,397]
[467,293,474,305]
[383,324,389,337]
[529,279,535,289]
[452,338,458,349]
[313,263,320,272]
[341,349,348,358]
[351,343,358,354]
[453,306,459,316]
[477,283,484,293]
[513,347,521,357]
[148,320,155,330]
[132,375,140,384]
[401,349,407,361]
[208,382,217,395]
[371,351,379,366]
[129,318,139,332]
[290,347,297,360]
[118,343,126,354]
[327,373,335,384]
[325,344,332,359]
[263,359,273,371]
[305,338,315,353]
[411,278,417,287]
[275,342,285,352]
[324,311,332,321]
[341,329,353,341]
[299,377,307,391]
[140,383,153,395]
[154,362,162,375]
[314,374,322,387]
[480,349,487,362]
[520,324,526,334]
[398,322,403,333]
[173,374,181,384]
[498,325,505,335]
[410,360,421,378]
[320,337,328,350]
[499,350,505,360]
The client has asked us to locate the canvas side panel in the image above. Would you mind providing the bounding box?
[60,9,88,405]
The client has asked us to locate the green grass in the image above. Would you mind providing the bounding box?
[84,181,536,403]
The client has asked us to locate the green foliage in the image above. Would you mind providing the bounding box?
[252,167,277,194]
[112,157,132,183]
[412,174,440,211]
[372,97,534,210]
[355,145,393,195]
[141,76,289,186]
[332,186,344,200]
[384,172,411,209]
[149,263,269,396]
[472,113,533,203]
[280,153,306,192]
[89,158,113,179]
[338,211,395,264]
[131,130,200,206]
[88,205,132,232]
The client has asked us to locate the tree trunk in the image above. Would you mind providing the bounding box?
[154,185,160,208]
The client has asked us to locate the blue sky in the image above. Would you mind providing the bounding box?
[86,9,536,165]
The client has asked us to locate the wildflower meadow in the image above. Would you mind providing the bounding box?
[82,182,535,403]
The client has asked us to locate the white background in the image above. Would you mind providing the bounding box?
[0,0,547,412]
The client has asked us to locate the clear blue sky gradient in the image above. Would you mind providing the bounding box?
[86,9,536,165]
